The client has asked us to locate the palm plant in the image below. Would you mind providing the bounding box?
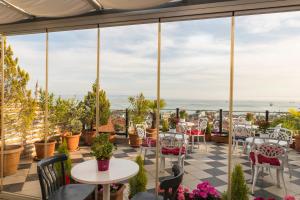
[128,93,149,125]
[148,99,166,129]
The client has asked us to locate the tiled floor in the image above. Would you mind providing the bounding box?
[3,139,300,200]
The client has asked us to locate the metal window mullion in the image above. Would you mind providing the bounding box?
[227,13,235,199]
[96,26,100,136]
[155,19,161,197]
[0,34,5,192]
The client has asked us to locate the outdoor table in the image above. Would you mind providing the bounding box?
[245,137,288,146]
[71,158,139,200]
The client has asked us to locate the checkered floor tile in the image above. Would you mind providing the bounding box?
[2,139,300,200]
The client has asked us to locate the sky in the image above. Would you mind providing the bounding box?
[6,11,300,102]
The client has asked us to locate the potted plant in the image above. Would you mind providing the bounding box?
[205,122,212,142]
[34,89,57,160]
[98,184,126,200]
[129,155,147,198]
[80,83,111,145]
[63,119,83,151]
[179,110,188,122]
[55,141,72,184]
[91,134,114,171]
[161,119,169,132]
[147,99,166,138]
[128,93,149,147]
[246,112,254,123]
[0,41,36,175]
[183,181,221,200]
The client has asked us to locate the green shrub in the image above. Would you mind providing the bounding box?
[179,110,188,119]
[206,122,212,134]
[55,141,72,176]
[221,164,249,200]
[129,155,147,198]
[70,119,82,134]
[162,119,169,132]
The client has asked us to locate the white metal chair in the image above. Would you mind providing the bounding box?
[138,124,156,162]
[233,126,252,153]
[250,143,287,194]
[160,132,186,171]
[269,130,293,178]
[187,119,207,152]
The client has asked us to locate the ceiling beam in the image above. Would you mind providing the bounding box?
[86,0,103,10]
[1,0,300,35]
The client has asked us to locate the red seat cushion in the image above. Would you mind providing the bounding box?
[162,147,186,155]
[186,129,204,135]
[249,152,281,166]
[142,138,156,147]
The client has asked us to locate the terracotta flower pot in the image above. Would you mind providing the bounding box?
[65,133,81,152]
[34,140,56,160]
[98,184,125,200]
[295,135,300,152]
[83,130,96,146]
[0,145,23,176]
[146,128,157,139]
[97,159,110,171]
[129,134,142,148]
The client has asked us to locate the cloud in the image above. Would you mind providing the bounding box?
[6,11,300,103]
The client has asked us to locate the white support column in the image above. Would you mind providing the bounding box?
[155,19,161,196]
[96,26,100,135]
[227,13,235,199]
[44,30,49,157]
[0,34,5,192]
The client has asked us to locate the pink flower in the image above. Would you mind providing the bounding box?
[254,197,265,200]
[284,195,296,200]
[189,193,194,199]
[184,187,189,193]
[199,191,208,199]
[177,193,185,200]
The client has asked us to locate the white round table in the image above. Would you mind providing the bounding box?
[71,158,139,200]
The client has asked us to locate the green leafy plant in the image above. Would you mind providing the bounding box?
[256,119,270,133]
[70,119,82,134]
[162,119,169,132]
[148,99,166,129]
[179,110,188,119]
[128,93,149,126]
[206,122,212,134]
[222,164,249,200]
[129,155,147,198]
[1,40,38,144]
[246,112,254,122]
[91,134,114,160]
[55,141,72,176]
[80,83,111,130]
[271,108,300,133]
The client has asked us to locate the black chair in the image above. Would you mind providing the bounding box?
[37,154,96,200]
[132,164,184,200]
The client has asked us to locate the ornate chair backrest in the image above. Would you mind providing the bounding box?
[233,126,251,138]
[213,120,219,131]
[256,143,285,161]
[160,133,185,156]
[160,164,184,200]
[37,154,67,200]
[178,123,187,134]
[269,130,291,146]
[198,120,207,131]
[136,124,146,139]
[238,117,246,125]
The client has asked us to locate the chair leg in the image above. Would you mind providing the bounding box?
[191,136,194,153]
[286,155,292,178]
[252,166,259,194]
[276,168,280,188]
[250,164,254,183]
[144,148,148,163]
[280,168,287,195]
[203,136,207,152]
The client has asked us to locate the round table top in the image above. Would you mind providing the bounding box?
[71,158,139,185]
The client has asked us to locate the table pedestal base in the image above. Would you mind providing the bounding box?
[103,184,110,200]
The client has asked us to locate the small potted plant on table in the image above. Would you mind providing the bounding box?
[91,134,114,171]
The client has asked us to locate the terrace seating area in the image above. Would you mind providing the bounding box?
[2,134,300,200]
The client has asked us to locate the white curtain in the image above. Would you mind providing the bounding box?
[5,0,94,17]
[0,3,27,24]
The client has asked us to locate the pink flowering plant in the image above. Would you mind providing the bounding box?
[177,181,221,200]
[254,195,296,200]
